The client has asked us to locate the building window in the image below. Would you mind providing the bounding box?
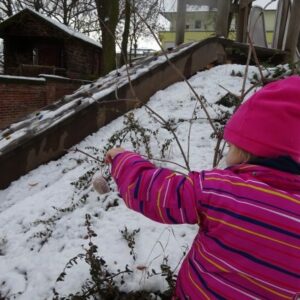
[185,24,190,29]
[195,20,202,29]
[32,48,38,65]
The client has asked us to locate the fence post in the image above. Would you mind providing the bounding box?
[236,0,252,43]
[284,0,300,61]
[216,0,231,37]
[272,0,290,49]
[175,0,186,46]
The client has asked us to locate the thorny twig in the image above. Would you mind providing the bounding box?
[141,155,188,174]
[66,147,188,174]
[241,41,253,99]
[98,15,190,171]
[138,227,171,284]
[144,104,190,171]
[213,16,289,167]
[133,9,218,135]
[246,0,278,82]
[214,140,227,167]
[242,81,262,99]
[98,2,284,170]
[218,84,240,99]
[247,33,265,82]
[213,32,261,166]
[187,100,198,166]
[213,135,224,167]
[70,148,102,163]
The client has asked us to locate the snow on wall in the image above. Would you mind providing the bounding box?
[0,42,197,154]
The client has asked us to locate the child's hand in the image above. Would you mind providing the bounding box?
[105,147,125,164]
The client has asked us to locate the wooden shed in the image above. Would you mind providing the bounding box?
[0,8,102,80]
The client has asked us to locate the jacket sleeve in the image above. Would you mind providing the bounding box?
[111,151,202,225]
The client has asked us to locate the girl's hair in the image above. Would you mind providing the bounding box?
[227,144,256,166]
[236,147,254,163]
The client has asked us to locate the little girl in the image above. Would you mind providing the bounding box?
[105,76,300,299]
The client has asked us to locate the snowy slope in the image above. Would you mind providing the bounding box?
[0,64,272,299]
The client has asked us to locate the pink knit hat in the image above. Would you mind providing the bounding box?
[223,76,300,161]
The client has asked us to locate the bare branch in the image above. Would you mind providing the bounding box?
[144,104,190,172]
[247,33,265,82]
[187,100,198,167]
[65,147,188,174]
[241,43,252,98]
[133,8,218,135]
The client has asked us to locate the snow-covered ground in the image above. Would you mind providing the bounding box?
[0,64,278,299]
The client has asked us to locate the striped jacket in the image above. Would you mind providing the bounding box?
[111,151,300,299]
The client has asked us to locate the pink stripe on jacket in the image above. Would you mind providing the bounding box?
[111,151,300,300]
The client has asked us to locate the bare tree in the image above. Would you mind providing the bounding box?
[128,0,163,60]
[93,0,164,72]
[0,0,100,36]
[0,0,16,21]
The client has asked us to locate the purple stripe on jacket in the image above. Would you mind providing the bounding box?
[111,151,300,299]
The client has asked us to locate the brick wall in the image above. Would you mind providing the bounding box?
[0,75,89,129]
[65,40,101,80]
[42,75,89,104]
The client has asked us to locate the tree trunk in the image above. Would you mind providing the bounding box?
[120,0,131,66]
[134,38,138,57]
[96,0,119,76]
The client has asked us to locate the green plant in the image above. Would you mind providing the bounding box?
[146,256,177,299]
[230,69,243,77]
[216,93,240,108]
[53,214,132,300]
[120,226,140,261]
[100,112,158,160]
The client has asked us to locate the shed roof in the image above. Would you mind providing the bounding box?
[0,8,101,48]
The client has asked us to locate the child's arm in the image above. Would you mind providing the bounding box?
[107,148,201,225]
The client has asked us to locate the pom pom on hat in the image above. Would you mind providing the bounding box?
[92,173,110,194]
[224,76,300,161]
